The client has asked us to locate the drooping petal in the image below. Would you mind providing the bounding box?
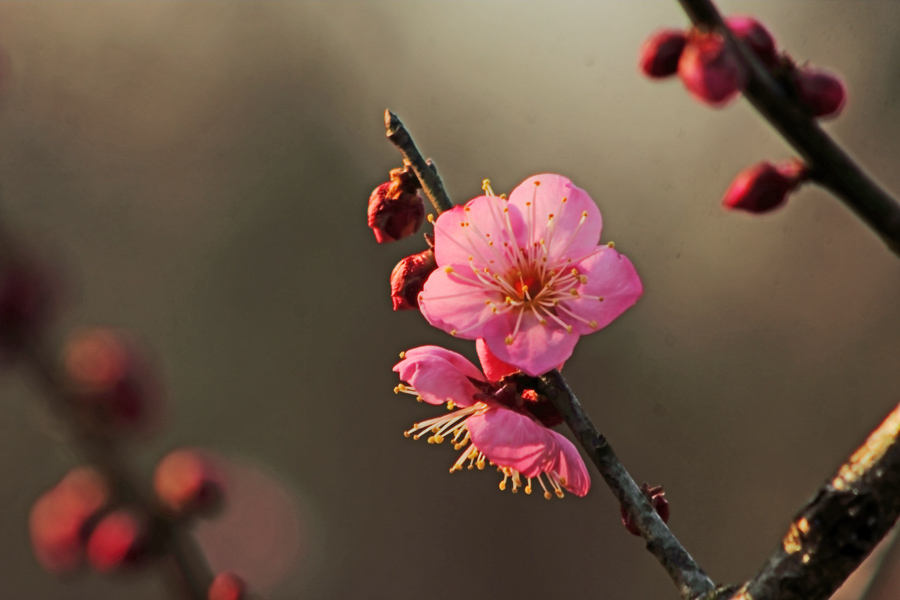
[433,196,524,272]
[476,338,519,382]
[547,430,590,496]
[507,174,602,265]
[465,407,559,478]
[562,246,643,335]
[482,312,579,377]
[394,346,485,407]
[418,267,507,340]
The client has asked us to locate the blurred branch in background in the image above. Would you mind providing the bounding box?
[676,0,900,256]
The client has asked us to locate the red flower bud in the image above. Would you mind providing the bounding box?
[390,249,437,310]
[367,167,425,243]
[678,31,746,106]
[86,508,149,572]
[64,328,161,432]
[723,160,808,214]
[726,16,778,66]
[29,467,111,574]
[153,448,223,517]
[621,484,670,537]
[639,29,688,79]
[794,67,846,119]
[208,572,246,600]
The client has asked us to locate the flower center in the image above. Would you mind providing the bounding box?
[511,271,543,303]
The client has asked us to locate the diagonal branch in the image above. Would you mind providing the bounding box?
[677,0,900,256]
[720,402,900,600]
[384,109,454,215]
[539,369,716,600]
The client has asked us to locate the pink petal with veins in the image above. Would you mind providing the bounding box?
[548,431,590,497]
[466,408,559,478]
[561,246,643,335]
[482,312,578,377]
[394,346,485,407]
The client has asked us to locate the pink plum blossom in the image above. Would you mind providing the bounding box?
[418,174,642,377]
[393,343,590,498]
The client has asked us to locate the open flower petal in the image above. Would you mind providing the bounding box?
[433,196,524,272]
[482,313,579,377]
[475,338,518,381]
[418,268,505,340]
[560,246,643,335]
[465,408,559,478]
[548,432,590,497]
[394,346,485,407]
[507,174,602,265]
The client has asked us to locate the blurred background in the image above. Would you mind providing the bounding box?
[1,2,899,599]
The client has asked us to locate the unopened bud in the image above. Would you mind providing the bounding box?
[621,484,670,537]
[390,249,436,310]
[153,448,223,517]
[29,467,111,574]
[86,508,149,572]
[723,160,808,214]
[678,31,746,106]
[726,16,778,66]
[639,29,688,79]
[794,67,846,119]
[367,167,425,243]
[208,572,246,600]
[64,328,161,432]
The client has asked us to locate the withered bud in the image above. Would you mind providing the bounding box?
[367,166,425,243]
[390,249,436,311]
[639,29,688,79]
[723,159,808,214]
[621,483,670,537]
[794,67,846,119]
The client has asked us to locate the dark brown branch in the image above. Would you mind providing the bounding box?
[677,0,900,256]
[539,369,716,600]
[718,402,900,600]
[384,110,454,214]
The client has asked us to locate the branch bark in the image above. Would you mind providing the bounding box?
[539,369,716,600]
[384,109,454,215]
[677,0,900,256]
[719,402,900,600]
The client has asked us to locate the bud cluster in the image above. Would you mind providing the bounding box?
[640,15,846,119]
[367,163,426,244]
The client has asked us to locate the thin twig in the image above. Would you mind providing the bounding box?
[539,369,716,600]
[677,0,900,256]
[384,110,454,214]
[718,402,900,600]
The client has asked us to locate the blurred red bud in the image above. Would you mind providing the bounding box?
[64,328,161,432]
[795,67,846,119]
[621,484,669,537]
[367,167,425,243]
[639,29,688,79]
[29,467,111,574]
[208,572,246,600]
[390,249,437,310]
[726,16,778,66]
[723,160,808,214]
[154,448,223,517]
[86,508,148,572]
[678,31,746,106]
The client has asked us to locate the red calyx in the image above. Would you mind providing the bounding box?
[726,16,778,67]
[621,483,670,537]
[639,29,688,79]
[723,159,808,214]
[390,249,437,310]
[678,31,747,107]
[153,448,223,517]
[794,67,847,119]
[367,166,425,243]
[85,508,148,572]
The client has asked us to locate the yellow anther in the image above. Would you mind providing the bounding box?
[476,458,485,470]
[548,213,554,219]
[399,351,406,359]
[579,275,588,284]
[444,266,454,273]
[544,491,552,500]
[534,181,541,186]
[499,481,506,491]
[505,335,514,345]
[570,289,579,296]
[598,296,605,302]
[427,214,435,223]
[416,396,423,402]
[565,325,573,333]
[499,194,507,200]
[562,197,568,203]
[559,477,568,486]
[526,201,532,207]
[525,485,532,495]
[589,320,598,329]
[539,319,547,325]
[607,241,615,248]
[403,431,411,438]
[450,330,457,336]
[555,489,565,498]
[581,211,588,217]
[447,400,455,410]
[433,434,444,444]
[427,436,435,444]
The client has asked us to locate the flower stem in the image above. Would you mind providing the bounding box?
[384,110,454,214]
[539,369,716,600]
[677,0,900,256]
